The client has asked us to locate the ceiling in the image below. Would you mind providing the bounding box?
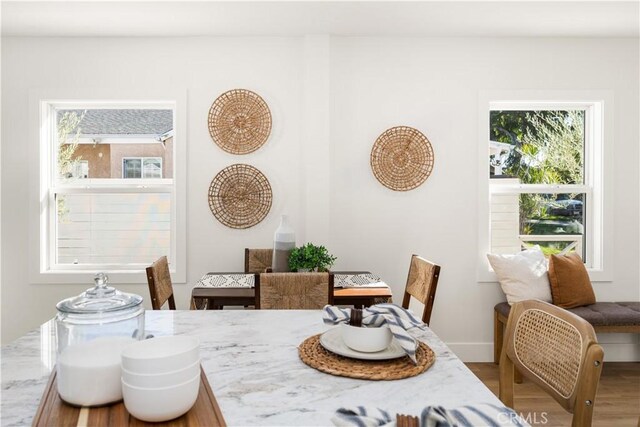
[1,1,638,38]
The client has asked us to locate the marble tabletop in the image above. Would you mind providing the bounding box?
[1,310,503,426]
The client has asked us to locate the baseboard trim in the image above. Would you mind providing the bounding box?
[446,342,640,363]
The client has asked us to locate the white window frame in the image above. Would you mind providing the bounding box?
[477,90,613,283]
[29,89,187,284]
[122,157,163,179]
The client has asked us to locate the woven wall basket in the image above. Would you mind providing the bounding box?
[370,126,434,191]
[208,89,272,155]
[208,164,273,229]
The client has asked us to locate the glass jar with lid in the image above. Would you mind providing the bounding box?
[55,273,145,406]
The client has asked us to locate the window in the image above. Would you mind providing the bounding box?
[42,103,177,272]
[71,160,89,179]
[123,157,163,179]
[487,100,605,272]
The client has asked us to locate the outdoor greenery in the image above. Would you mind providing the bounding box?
[288,243,337,272]
[490,110,585,255]
[491,110,584,186]
[57,111,84,179]
[56,111,84,218]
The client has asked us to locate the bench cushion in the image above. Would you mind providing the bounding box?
[495,301,640,327]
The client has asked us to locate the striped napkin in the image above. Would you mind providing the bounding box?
[322,304,427,364]
[332,404,527,427]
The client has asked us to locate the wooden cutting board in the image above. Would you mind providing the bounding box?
[32,367,226,427]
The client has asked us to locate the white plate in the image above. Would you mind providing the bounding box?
[319,327,406,360]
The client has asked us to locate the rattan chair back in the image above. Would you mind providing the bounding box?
[256,272,333,309]
[146,256,176,310]
[401,255,441,325]
[244,248,274,273]
[499,300,604,427]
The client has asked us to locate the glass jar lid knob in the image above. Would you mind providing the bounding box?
[85,272,116,298]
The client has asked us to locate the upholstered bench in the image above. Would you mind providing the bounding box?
[494,301,640,363]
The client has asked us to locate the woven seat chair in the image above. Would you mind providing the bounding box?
[256,272,333,309]
[499,300,604,427]
[146,256,176,310]
[244,248,274,273]
[401,255,441,325]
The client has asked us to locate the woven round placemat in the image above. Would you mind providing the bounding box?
[208,164,272,229]
[298,334,436,380]
[208,89,272,155]
[370,126,434,191]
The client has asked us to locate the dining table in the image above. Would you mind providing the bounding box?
[0,309,507,426]
[190,271,394,309]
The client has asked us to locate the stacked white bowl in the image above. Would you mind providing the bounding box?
[121,335,200,422]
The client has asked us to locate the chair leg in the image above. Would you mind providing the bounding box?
[514,368,523,384]
[572,344,604,427]
[191,297,207,310]
[499,350,515,409]
[494,310,504,364]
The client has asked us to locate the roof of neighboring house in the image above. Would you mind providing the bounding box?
[57,109,173,136]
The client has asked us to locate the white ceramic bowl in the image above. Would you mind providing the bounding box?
[121,359,201,389]
[122,373,200,422]
[341,323,392,353]
[121,336,200,374]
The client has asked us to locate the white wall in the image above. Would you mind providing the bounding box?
[2,36,638,361]
[1,36,306,342]
[329,37,639,360]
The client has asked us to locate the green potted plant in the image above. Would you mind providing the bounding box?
[288,243,337,272]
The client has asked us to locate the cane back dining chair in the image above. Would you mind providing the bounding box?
[244,248,274,273]
[401,255,441,325]
[256,272,334,309]
[499,300,604,427]
[146,256,176,310]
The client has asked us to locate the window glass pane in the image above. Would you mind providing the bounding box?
[56,193,171,265]
[489,110,585,185]
[143,158,162,178]
[490,192,586,260]
[56,109,173,181]
[71,160,89,179]
[123,159,142,178]
[519,193,586,260]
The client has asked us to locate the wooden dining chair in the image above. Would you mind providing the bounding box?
[146,256,176,310]
[256,272,333,309]
[244,248,274,273]
[499,300,604,427]
[401,255,441,325]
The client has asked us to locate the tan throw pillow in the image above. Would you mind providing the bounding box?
[548,253,596,308]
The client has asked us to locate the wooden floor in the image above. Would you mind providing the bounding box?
[466,362,640,427]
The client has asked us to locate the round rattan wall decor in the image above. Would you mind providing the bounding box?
[208,89,272,155]
[370,126,434,191]
[208,164,273,229]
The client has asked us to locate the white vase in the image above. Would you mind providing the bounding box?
[272,215,295,272]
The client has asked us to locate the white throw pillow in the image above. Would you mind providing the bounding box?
[487,247,552,305]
